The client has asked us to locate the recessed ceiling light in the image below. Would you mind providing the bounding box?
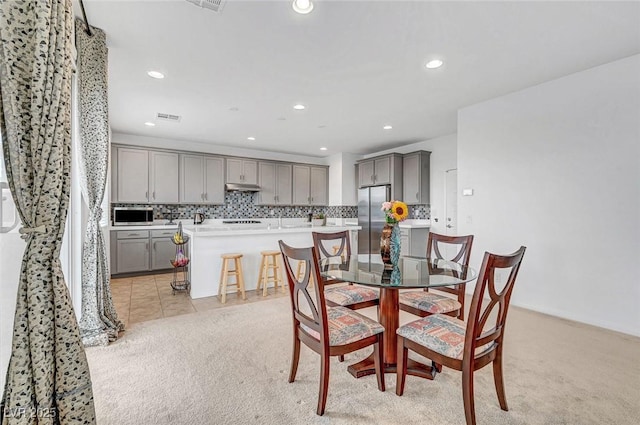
[425,59,443,69]
[320,147,327,151]
[292,0,314,15]
[144,122,155,127]
[247,137,256,141]
[293,104,306,110]
[147,70,165,79]
[383,125,393,130]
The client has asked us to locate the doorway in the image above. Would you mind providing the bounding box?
[444,169,458,236]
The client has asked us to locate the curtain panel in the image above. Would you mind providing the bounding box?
[0,1,96,423]
[75,18,123,347]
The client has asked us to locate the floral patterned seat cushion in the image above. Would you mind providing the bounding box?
[301,306,384,346]
[399,291,461,314]
[324,285,379,307]
[397,314,490,360]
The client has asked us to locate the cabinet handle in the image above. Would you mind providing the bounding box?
[201,193,204,201]
[145,191,148,200]
[204,193,208,201]
[127,233,140,237]
[145,242,149,251]
[152,191,156,200]
[153,242,157,251]
[416,192,419,201]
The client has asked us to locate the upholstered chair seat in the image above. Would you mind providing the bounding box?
[324,285,379,308]
[301,306,384,346]
[399,291,461,316]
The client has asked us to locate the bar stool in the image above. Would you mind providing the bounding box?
[295,260,314,288]
[218,253,246,304]
[257,250,284,296]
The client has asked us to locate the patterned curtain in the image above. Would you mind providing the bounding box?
[75,18,124,347]
[0,1,96,423]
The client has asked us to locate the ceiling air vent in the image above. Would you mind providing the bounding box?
[156,113,182,123]
[186,0,227,13]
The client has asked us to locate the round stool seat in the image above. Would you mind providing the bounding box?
[260,250,280,256]
[221,253,243,259]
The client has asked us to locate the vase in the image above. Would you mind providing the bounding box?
[380,223,401,270]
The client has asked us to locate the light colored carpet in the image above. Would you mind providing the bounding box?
[86,296,640,425]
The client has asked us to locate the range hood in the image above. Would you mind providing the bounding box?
[225,183,261,192]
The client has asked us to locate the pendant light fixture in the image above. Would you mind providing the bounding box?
[292,0,314,15]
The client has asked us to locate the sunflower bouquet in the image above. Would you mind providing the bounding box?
[381,200,409,225]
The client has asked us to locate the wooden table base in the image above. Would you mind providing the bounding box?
[346,353,437,380]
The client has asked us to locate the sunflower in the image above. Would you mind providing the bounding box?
[391,201,409,222]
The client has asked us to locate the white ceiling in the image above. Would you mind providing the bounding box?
[78,0,640,157]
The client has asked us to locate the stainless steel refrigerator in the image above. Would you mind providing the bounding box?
[358,185,391,263]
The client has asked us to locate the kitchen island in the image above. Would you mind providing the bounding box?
[183,223,360,299]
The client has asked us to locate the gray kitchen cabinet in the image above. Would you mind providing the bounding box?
[399,227,430,257]
[149,151,179,203]
[257,162,292,205]
[357,153,403,200]
[226,158,258,184]
[151,229,177,270]
[180,154,225,204]
[116,147,149,203]
[111,229,178,274]
[180,154,204,203]
[204,156,225,204]
[292,165,328,205]
[403,151,431,205]
[358,154,400,187]
[310,166,328,206]
[116,238,150,273]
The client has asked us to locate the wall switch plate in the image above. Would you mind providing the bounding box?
[462,188,474,196]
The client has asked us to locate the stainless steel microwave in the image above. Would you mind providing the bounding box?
[113,207,154,226]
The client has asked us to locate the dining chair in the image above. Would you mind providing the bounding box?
[312,231,380,311]
[278,240,385,416]
[399,232,474,320]
[396,246,526,425]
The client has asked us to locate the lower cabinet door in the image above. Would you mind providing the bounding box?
[116,239,150,273]
[151,237,176,270]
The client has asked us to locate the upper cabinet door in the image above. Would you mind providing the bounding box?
[373,156,391,185]
[275,163,292,205]
[242,159,258,185]
[402,151,430,205]
[309,166,328,206]
[149,151,179,203]
[117,148,149,203]
[226,158,257,184]
[358,160,375,187]
[204,156,225,204]
[257,162,276,205]
[292,165,311,205]
[180,154,205,203]
[402,153,420,204]
[226,158,243,184]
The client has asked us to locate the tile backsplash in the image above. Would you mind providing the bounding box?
[112,191,429,221]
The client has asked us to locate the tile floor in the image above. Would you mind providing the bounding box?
[111,272,288,327]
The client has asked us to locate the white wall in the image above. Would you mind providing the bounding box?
[328,152,360,206]
[457,54,640,336]
[364,134,458,234]
[112,133,327,166]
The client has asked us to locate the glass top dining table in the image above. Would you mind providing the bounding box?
[319,255,477,380]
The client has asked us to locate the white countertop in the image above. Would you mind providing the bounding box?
[109,218,361,233]
[184,223,360,237]
[398,219,431,229]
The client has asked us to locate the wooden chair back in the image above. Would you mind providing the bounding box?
[279,240,329,346]
[312,231,352,286]
[426,232,474,318]
[312,230,351,260]
[464,246,526,364]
